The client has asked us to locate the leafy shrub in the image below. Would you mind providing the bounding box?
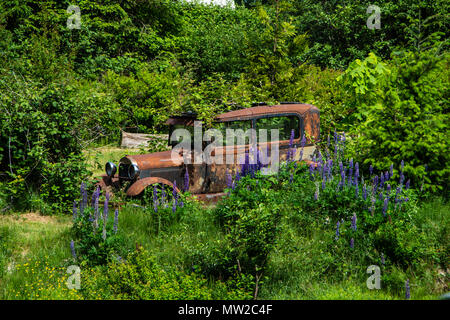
[71,185,125,266]
[340,46,449,192]
[81,248,253,300]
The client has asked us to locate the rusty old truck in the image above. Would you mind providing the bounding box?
[99,103,320,201]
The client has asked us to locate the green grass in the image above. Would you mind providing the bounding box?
[0,188,447,300]
[0,213,74,299]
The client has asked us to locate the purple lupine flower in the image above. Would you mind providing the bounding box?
[93,187,100,229]
[103,192,109,221]
[355,162,359,179]
[226,170,232,189]
[383,197,389,217]
[314,190,318,201]
[301,135,306,148]
[241,152,250,176]
[401,160,405,172]
[70,240,76,260]
[256,149,262,170]
[405,179,410,190]
[405,279,410,299]
[379,192,383,202]
[349,159,353,186]
[113,209,119,234]
[172,198,177,213]
[289,173,293,184]
[380,173,384,188]
[339,161,343,172]
[373,176,378,195]
[400,172,405,186]
[327,160,333,179]
[384,171,389,182]
[180,201,184,208]
[389,164,394,178]
[369,165,373,176]
[173,180,178,207]
[161,186,166,207]
[351,213,357,231]
[335,221,340,240]
[394,186,401,204]
[363,184,367,200]
[184,169,189,192]
[387,184,391,195]
[288,129,295,161]
[355,180,359,197]
[236,171,241,182]
[72,201,77,221]
[309,163,315,179]
[339,169,345,189]
[350,238,354,249]
[153,185,158,213]
[381,253,385,265]
[91,189,96,209]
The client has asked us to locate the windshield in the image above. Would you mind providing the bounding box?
[169,120,253,149]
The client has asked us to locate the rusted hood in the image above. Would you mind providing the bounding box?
[124,150,183,170]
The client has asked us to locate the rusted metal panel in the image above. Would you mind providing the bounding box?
[126,177,181,197]
[125,150,184,171]
[215,103,319,122]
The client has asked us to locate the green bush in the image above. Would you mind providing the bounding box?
[340,46,449,192]
[72,193,126,266]
[81,248,253,300]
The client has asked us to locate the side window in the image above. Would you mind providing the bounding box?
[212,120,253,146]
[256,116,300,142]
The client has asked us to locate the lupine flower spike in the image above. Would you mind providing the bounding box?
[103,192,109,221]
[173,180,178,211]
[383,197,389,217]
[405,279,410,299]
[70,240,77,260]
[73,201,77,221]
[184,169,189,192]
[351,213,357,231]
[113,209,119,234]
[153,185,158,213]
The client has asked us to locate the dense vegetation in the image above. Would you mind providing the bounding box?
[0,0,448,300]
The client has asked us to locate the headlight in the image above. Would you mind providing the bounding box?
[128,164,140,179]
[105,162,117,177]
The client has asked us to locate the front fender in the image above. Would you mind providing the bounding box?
[126,177,181,197]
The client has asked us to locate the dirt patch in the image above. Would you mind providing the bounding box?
[20,212,54,224]
[0,212,67,225]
